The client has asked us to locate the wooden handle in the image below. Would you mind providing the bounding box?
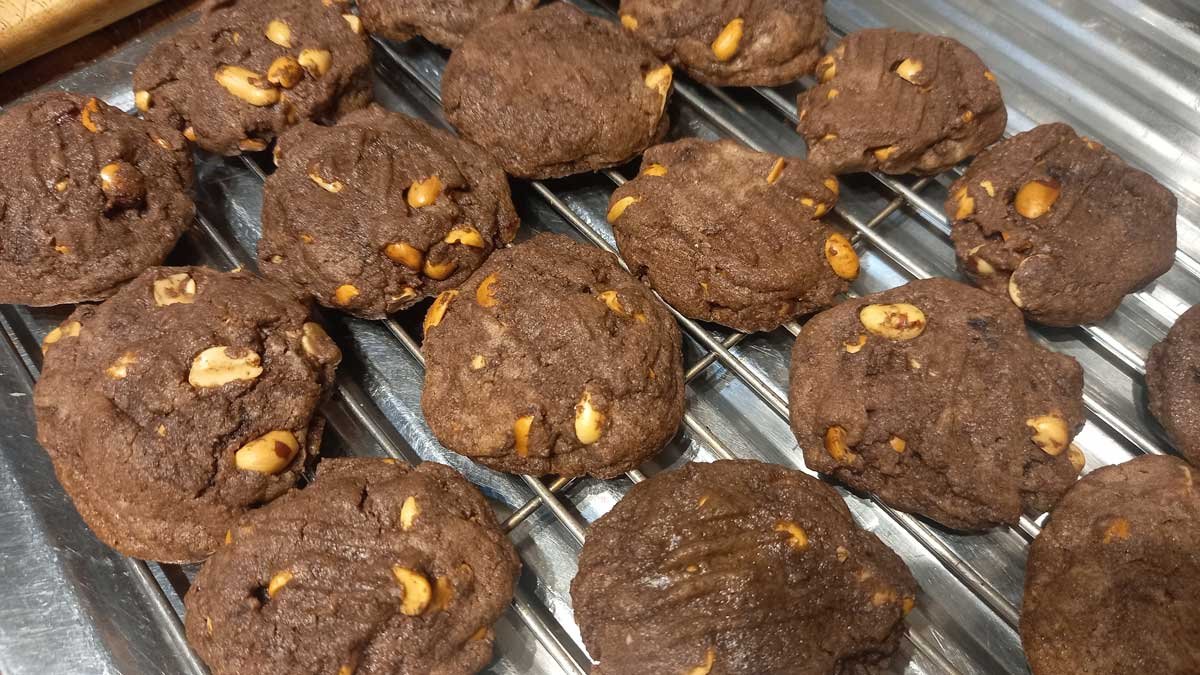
[0,0,162,74]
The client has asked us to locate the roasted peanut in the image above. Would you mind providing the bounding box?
[300,322,340,364]
[265,19,292,48]
[1102,517,1130,543]
[189,346,263,388]
[134,90,152,112]
[824,425,857,463]
[298,49,332,77]
[433,576,454,611]
[873,145,898,162]
[984,70,996,81]
[824,233,859,280]
[607,196,639,222]
[42,321,82,353]
[979,180,996,197]
[644,64,673,99]
[476,273,498,307]
[1008,266,1026,308]
[238,138,268,152]
[827,89,840,100]
[902,596,916,615]
[894,58,923,84]
[1026,414,1069,456]
[824,177,839,196]
[183,126,198,142]
[836,546,850,562]
[81,97,102,133]
[308,169,343,192]
[391,566,432,616]
[267,56,304,89]
[774,521,809,550]
[234,430,300,474]
[513,415,533,457]
[423,290,458,334]
[686,648,716,675]
[642,163,667,177]
[817,55,836,82]
[334,284,360,306]
[966,244,995,276]
[844,334,867,354]
[445,226,484,248]
[954,187,975,219]
[470,355,486,370]
[859,303,926,340]
[597,290,625,314]
[214,66,280,106]
[423,258,457,280]
[342,14,362,34]
[407,176,442,208]
[267,571,294,598]
[385,242,423,270]
[106,353,136,379]
[620,14,638,30]
[766,158,786,184]
[574,392,604,445]
[400,496,419,530]
[889,436,907,453]
[711,18,744,62]
[151,273,196,306]
[99,162,146,208]
[1068,445,1086,473]
[1014,179,1061,219]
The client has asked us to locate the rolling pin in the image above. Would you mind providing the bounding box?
[0,0,161,74]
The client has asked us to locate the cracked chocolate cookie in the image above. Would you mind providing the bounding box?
[34,267,340,562]
[259,105,519,319]
[572,459,918,675]
[948,123,1177,327]
[1022,455,1200,675]
[421,233,684,478]
[797,28,1006,175]
[441,3,672,179]
[610,139,849,332]
[133,0,372,156]
[788,278,1086,531]
[359,0,537,49]
[618,0,825,86]
[1146,305,1200,466]
[185,457,519,675]
[0,92,193,306]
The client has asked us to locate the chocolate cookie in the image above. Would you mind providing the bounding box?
[442,3,672,179]
[948,123,1177,327]
[259,105,519,319]
[571,459,918,674]
[796,28,1006,175]
[421,233,684,478]
[1021,455,1200,675]
[1146,305,1200,466]
[359,0,537,49]
[618,0,825,86]
[0,92,193,306]
[788,278,1086,530]
[34,267,340,562]
[610,139,849,332]
[133,0,372,156]
[185,457,519,675]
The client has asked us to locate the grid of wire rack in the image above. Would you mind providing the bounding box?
[1,1,1197,674]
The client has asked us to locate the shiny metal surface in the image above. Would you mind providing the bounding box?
[1,1,1196,673]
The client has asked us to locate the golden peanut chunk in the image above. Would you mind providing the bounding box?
[298,49,332,77]
[267,570,294,598]
[400,496,420,530]
[766,158,786,184]
[698,495,710,507]
[470,355,486,370]
[267,56,303,89]
[824,177,839,195]
[836,546,850,562]
[391,566,432,616]
[889,436,907,453]
[308,169,344,192]
[106,353,136,379]
[55,179,68,192]
[337,666,353,675]
[183,126,197,142]
[984,70,997,81]
[476,273,499,307]
[433,576,454,611]
[1026,415,1069,456]
[424,290,458,334]
[1068,445,1086,473]
[597,290,625,314]
[966,245,995,276]
[214,66,280,106]
[902,596,916,615]
[407,176,442,208]
[385,242,423,270]
[872,589,899,607]
[206,617,213,635]
[817,55,836,82]
[189,346,263,388]
[238,138,268,152]
[774,521,809,550]
[820,133,838,143]
[711,18,744,62]
[979,180,996,197]
[607,195,639,222]
[224,529,232,545]
[859,303,927,340]
[873,145,899,162]
[620,14,638,30]
[423,258,457,280]
[954,187,975,219]
[42,321,82,353]
[894,58,923,84]
[445,226,484,248]
[342,14,362,34]
[824,233,859,281]
[334,284,360,306]
[300,322,339,363]
[234,430,300,474]
[513,415,533,457]
[1102,517,1130,543]
[81,97,102,133]
[393,287,417,303]
[574,392,604,445]
[134,90,152,112]
[844,334,867,354]
[827,89,840,100]
[265,19,292,47]
[470,626,491,642]
[962,110,975,123]
[644,64,673,99]
[1014,178,1061,219]
[642,163,667,177]
[824,425,857,463]
[686,648,716,675]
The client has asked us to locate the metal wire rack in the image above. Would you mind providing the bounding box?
[1,1,1196,674]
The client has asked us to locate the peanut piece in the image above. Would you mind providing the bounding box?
[265,19,292,48]
[1014,178,1061,219]
[966,245,994,276]
[444,226,484,248]
[817,55,836,82]
[152,272,197,306]
[134,90,152,112]
[342,14,362,34]
[1102,517,1130,543]
[824,177,839,196]
[308,169,343,193]
[99,162,146,208]
[238,138,268,152]
[300,322,340,364]
[189,346,263,388]
[433,576,453,611]
[214,66,280,106]
[774,521,809,550]
[766,158,786,184]
[407,176,442,208]
[844,334,867,354]
[644,64,673,99]
[513,415,534,457]
[903,597,916,615]
[334,284,360,306]
[385,242,423,270]
[894,58,923,84]
[42,321,82,353]
[183,126,197,142]
[298,49,332,77]
[711,18,744,62]
[267,56,304,89]
[827,89,840,100]
[574,392,604,445]
[423,290,458,334]
[476,273,498,307]
[607,196,639,222]
[620,14,638,30]
[391,566,432,616]
[470,355,486,370]
[980,180,996,197]
[1068,445,1086,473]
[954,187,975,219]
[423,258,457,280]
[1026,414,1069,456]
[234,430,300,474]
[873,145,898,162]
[824,233,859,280]
[859,303,926,340]
[597,290,625,314]
[267,571,293,598]
[642,163,667,177]
[686,648,716,675]
[400,496,419,530]
[824,425,857,463]
[106,353,136,379]
[81,98,102,133]
[889,436,907,453]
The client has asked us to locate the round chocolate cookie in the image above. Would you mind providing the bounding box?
[1022,455,1200,675]
[572,459,918,674]
[797,28,1006,176]
[610,139,850,332]
[788,278,1086,531]
[34,267,340,562]
[421,233,684,478]
[259,105,519,319]
[0,91,193,306]
[618,0,826,86]
[185,457,519,675]
[133,0,372,156]
[359,0,537,49]
[1146,305,1200,466]
[948,123,1177,327]
[442,3,671,179]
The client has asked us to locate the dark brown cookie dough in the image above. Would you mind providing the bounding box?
[422,233,684,478]
[133,0,372,156]
[185,458,519,675]
[1021,455,1200,675]
[797,28,1006,175]
[359,0,537,49]
[1146,305,1200,466]
[441,3,672,179]
[572,459,918,675]
[948,123,1177,327]
[34,267,340,562]
[788,278,1086,531]
[259,105,519,319]
[618,0,825,86]
[0,92,193,306]
[610,139,849,332]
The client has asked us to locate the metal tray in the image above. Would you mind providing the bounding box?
[2,1,1197,673]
